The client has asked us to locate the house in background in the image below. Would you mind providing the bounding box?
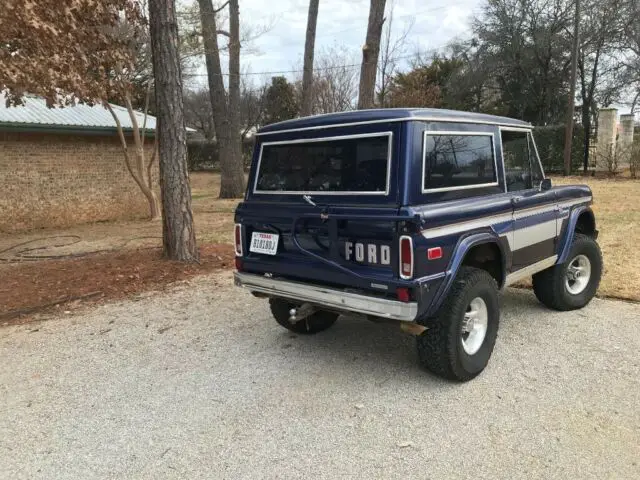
[0,94,158,233]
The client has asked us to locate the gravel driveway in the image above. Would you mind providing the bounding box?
[1,271,639,479]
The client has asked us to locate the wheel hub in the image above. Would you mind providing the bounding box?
[565,254,591,295]
[461,297,488,355]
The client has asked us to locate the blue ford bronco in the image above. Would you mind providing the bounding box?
[233,109,602,381]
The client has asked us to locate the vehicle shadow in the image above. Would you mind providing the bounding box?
[259,288,547,386]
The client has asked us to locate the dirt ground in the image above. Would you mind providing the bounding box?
[551,175,640,302]
[0,173,638,320]
[0,173,237,321]
[0,245,234,323]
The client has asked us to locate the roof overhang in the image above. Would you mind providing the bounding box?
[0,122,157,137]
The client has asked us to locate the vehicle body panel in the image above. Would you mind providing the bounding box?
[235,109,596,322]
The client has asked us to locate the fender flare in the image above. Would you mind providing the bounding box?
[557,206,595,264]
[427,232,507,316]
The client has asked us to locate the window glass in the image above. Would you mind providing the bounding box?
[502,131,531,191]
[502,130,543,191]
[256,134,389,193]
[528,134,544,186]
[423,134,496,191]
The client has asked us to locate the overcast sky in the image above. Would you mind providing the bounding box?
[188,0,482,87]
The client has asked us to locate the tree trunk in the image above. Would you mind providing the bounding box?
[106,101,160,221]
[582,105,591,173]
[301,0,320,117]
[198,0,245,199]
[148,0,199,262]
[225,0,245,198]
[358,0,386,110]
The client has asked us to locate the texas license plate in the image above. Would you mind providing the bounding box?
[249,232,279,255]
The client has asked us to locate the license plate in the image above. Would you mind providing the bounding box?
[249,232,279,255]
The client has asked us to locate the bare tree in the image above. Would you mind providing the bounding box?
[301,0,320,117]
[358,0,387,109]
[197,0,245,198]
[106,90,160,220]
[148,0,198,261]
[577,0,627,172]
[240,78,267,139]
[105,16,161,220]
[311,46,360,114]
[377,0,413,107]
[183,88,216,141]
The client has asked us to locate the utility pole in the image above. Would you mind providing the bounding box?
[563,0,581,176]
[301,0,320,117]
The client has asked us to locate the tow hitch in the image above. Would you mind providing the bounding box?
[288,303,316,323]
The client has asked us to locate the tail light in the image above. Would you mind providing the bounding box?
[399,235,413,279]
[234,224,243,256]
[396,287,410,302]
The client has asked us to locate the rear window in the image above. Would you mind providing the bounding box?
[423,132,497,192]
[254,133,391,194]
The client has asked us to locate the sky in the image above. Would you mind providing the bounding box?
[187,0,482,88]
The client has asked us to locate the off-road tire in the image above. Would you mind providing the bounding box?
[532,233,602,311]
[269,298,338,334]
[416,267,499,382]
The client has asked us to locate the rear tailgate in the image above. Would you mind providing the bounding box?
[235,203,418,293]
[235,123,414,293]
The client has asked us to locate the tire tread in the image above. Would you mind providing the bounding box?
[532,233,602,311]
[417,267,499,381]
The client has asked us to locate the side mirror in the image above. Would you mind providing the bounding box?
[540,178,552,191]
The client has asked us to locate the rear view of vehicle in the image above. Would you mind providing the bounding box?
[234,109,603,383]
[234,119,424,334]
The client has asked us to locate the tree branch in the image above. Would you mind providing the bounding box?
[141,81,152,151]
[214,1,230,14]
[147,135,158,189]
[217,29,230,37]
[106,101,145,191]
[124,94,146,181]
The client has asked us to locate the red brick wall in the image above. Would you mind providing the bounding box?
[0,131,157,233]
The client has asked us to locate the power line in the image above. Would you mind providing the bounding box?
[177,3,452,21]
[185,46,448,78]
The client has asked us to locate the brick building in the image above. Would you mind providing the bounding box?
[0,95,158,233]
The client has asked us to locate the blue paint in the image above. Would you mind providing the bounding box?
[236,110,596,322]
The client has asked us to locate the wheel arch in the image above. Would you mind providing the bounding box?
[558,206,597,264]
[427,232,507,316]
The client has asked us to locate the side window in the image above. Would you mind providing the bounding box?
[423,133,497,192]
[501,130,533,191]
[528,133,544,186]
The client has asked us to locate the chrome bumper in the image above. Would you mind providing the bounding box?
[234,272,418,322]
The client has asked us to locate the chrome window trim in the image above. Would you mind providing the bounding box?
[421,130,500,194]
[255,117,533,136]
[499,126,547,193]
[252,131,393,196]
[399,235,414,280]
[528,130,546,180]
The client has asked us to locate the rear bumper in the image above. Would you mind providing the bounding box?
[234,272,418,322]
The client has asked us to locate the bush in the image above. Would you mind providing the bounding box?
[187,141,220,171]
[534,124,585,173]
[187,139,255,172]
